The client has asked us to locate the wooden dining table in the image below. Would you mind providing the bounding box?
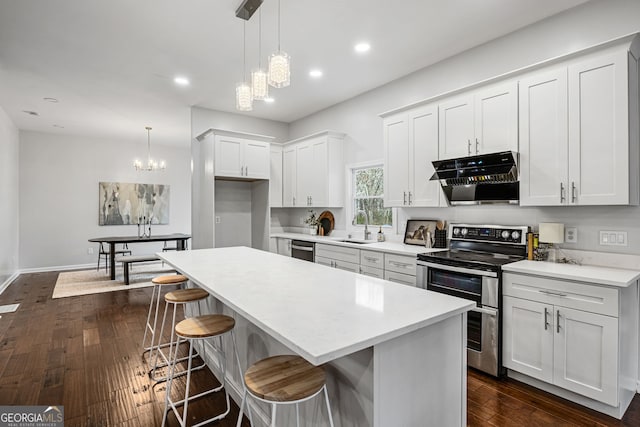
[88,233,191,280]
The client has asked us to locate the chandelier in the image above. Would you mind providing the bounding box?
[268,0,290,88]
[134,126,165,171]
[236,21,253,111]
[235,0,289,111]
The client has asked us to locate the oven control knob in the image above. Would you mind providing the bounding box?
[501,230,510,239]
[460,228,468,236]
[453,227,460,236]
[511,231,521,241]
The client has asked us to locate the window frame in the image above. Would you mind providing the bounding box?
[345,160,396,235]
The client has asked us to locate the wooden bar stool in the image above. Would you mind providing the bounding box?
[150,287,210,382]
[236,355,335,427]
[142,274,188,357]
[163,314,242,427]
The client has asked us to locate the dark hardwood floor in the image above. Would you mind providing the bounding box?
[0,271,639,426]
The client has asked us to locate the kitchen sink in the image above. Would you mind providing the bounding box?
[338,239,376,245]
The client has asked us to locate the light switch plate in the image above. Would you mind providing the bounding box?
[599,230,628,246]
[565,227,577,243]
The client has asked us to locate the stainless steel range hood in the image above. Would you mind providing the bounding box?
[431,151,519,205]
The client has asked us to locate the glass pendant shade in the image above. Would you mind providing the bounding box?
[268,51,290,88]
[236,82,253,111]
[251,69,269,100]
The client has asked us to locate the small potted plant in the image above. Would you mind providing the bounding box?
[304,210,319,235]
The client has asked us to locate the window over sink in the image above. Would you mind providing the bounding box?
[351,164,393,227]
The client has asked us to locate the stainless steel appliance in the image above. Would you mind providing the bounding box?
[291,240,315,262]
[416,224,528,376]
[430,151,519,205]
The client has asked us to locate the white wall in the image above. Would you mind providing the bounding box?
[0,107,19,288]
[18,131,191,270]
[286,0,640,254]
[191,106,289,143]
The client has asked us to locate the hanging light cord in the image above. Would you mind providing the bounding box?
[258,9,262,68]
[243,21,247,80]
[146,126,151,165]
[277,0,281,51]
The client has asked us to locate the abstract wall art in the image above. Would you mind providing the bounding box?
[99,182,170,225]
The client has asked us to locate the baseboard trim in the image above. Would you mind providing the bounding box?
[19,263,94,274]
[0,272,20,295]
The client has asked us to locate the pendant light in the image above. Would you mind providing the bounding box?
[134,127,165,171]
[268,0,290,88]
[251,10,269,100]
[236,21,253,111]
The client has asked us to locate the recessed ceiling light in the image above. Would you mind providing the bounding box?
[174,76,190,86]
[354,42,371,53]
[309,69,323,78]
[264,97,275,103]
[22,110,39,116]
[43,97,59,103]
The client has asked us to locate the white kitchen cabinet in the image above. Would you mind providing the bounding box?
[276,238,291,257]
[214,135,270,179]
[282,131,346,208]
[503,272,635,413]
[282,146,297,207]
[384,253,417,276]
[360,265,384,279]
[383,104,441,207]
[384,270,416,286]
[270,146,283,207]
[520,41,639,206]
[438,81,518,160]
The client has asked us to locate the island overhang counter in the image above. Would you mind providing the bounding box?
[158,246,474,427]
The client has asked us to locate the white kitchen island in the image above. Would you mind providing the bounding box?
[158,247,474,427]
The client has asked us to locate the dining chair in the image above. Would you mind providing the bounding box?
[97,242,132,272]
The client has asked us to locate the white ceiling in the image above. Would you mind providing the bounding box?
[0,0,588,147]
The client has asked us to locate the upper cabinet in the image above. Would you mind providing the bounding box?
[439,80,518,159]
[270,145,283,207]
[282,131,346,208]
[520,41,639,206]
[214,134,270,179]
[383,104,441,207]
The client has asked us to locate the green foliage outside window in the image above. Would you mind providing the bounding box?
[353,166,392,227]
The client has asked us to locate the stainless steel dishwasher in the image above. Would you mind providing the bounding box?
[291,240,315,262]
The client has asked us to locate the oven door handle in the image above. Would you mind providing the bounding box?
[471,305,498,317]
[291,245,314,252]
[416,261,498,278]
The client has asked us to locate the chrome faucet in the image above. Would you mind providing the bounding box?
[356,209,371,240]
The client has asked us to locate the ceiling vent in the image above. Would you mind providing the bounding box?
[235,0,263,20]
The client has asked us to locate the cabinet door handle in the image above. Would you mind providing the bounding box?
[556,310,561,334]
[310,196,313,205]
[539,290,567,297]
[390,261,411,268]
[467,139,471,155]
[560,183,565,203]
[403,191,407,205]
[364,256,379,262]
[293,196,296,206]
[245,165,248,176]
[544,307,549,330]
[475,138,479,154]
[408,191,412,205]
[571,182,577,203]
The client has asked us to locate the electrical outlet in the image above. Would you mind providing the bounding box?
[565,227,577,243]
[215,216,221,224]
[87,247,94,255]
[300,217,305,225]
[599,230,628,246]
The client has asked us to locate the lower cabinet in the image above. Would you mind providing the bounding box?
[503,272,633,411]
[315,244,417,285]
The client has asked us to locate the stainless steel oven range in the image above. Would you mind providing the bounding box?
[416,224,528,376]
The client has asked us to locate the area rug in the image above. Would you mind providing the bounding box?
[52,263,175,299]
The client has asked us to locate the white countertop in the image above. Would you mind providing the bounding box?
[270,232,447,256]
[502,260,640,288]
[158,247,474,365]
